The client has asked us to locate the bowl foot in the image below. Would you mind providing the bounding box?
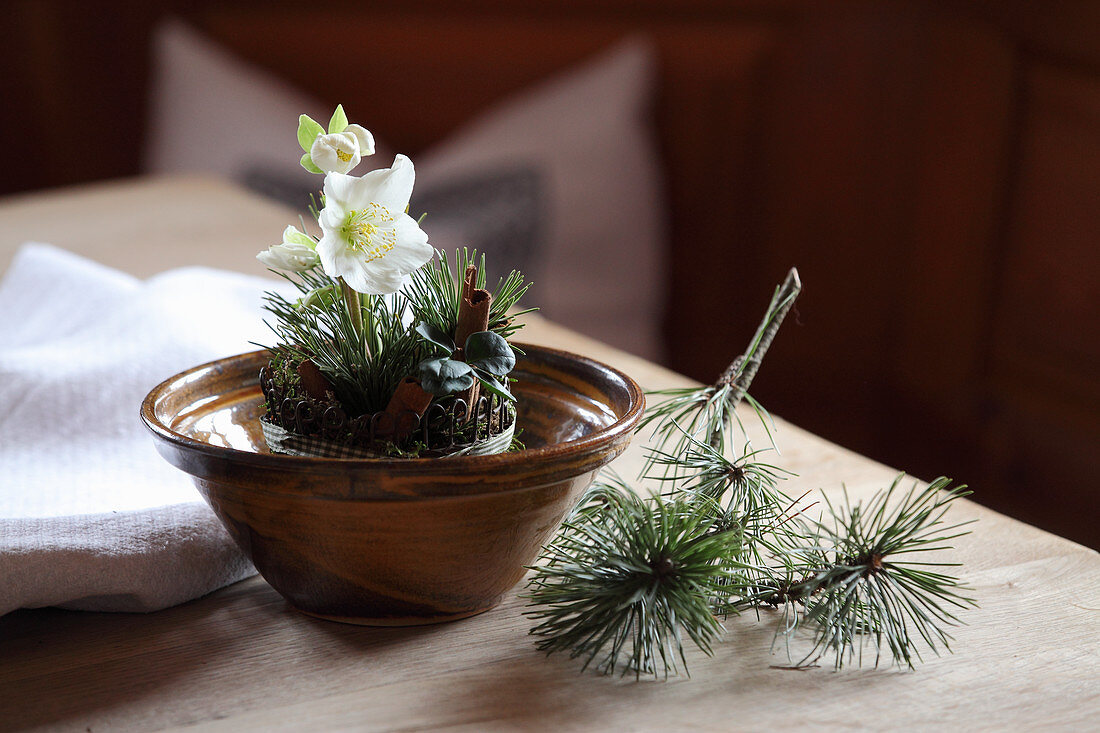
[295,605,494,627]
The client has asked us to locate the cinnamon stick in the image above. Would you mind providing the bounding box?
[381,376,434,438]
[461,263,476,302]
[296,359,334,401]
[454,265,492,348]
[454,264,493,415]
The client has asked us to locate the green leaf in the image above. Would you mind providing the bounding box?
[464,331,516,376]
[473,368,515,402]
[417,358,474,396]
[300,153,323,175]
[297,114,324,152]
[284,226,316,247]
[415,322,455,354]
[327,104,348,133]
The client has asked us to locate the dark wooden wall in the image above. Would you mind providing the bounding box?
[3,0,1098,547]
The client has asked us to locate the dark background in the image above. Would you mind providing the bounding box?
[3,0,1098,547]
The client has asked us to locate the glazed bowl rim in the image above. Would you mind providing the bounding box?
[141,343,645,482]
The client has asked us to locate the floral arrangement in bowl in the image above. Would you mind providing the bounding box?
[141,103,645,626]
[254,106,534,459]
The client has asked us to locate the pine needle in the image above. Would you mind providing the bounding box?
[403,248,536,342]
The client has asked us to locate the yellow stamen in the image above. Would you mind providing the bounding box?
[336,148,353,163]
[341,203,397,262]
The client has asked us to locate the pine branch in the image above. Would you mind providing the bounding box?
[525,477,744,679]
[518,265,978,678]
[745,476,978,669]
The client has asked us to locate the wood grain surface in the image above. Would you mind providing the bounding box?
[0,178,1097,731]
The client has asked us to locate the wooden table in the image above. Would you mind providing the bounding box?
[1,178,1097,732]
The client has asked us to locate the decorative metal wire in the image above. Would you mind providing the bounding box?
[258,366,512,454]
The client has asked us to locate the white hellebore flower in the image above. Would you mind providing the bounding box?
[257,226,319,272]
[317,154,433,295]
[298,106,376,175]
[309,124,375,175]
[310,132,361,175]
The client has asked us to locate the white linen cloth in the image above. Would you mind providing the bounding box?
[0,243,289,615]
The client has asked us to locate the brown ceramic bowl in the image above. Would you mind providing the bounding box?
[141,345,644,626]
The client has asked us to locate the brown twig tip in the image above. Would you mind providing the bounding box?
[650,556,677,579]
[715,267,802,401]
[784,267,802,296]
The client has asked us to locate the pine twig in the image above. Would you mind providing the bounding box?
[716,268,801,415]
[525,477,744,679]
[640,268,801,467]
[747,476,978,670]
[644,427,794,517]
[258,268,418,414]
